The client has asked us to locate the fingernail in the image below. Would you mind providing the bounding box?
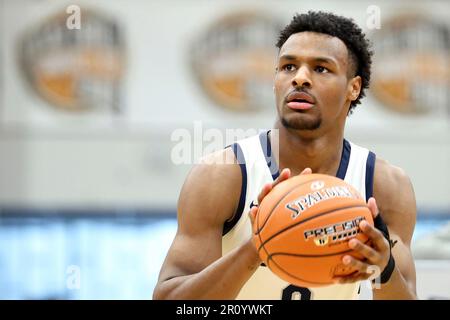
[349,240,357,248]
[343,256,351,264]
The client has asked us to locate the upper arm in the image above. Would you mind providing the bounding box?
[373,159,417,294]
[155,148,242,285]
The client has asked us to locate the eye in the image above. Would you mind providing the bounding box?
[315,66,329,73]
[282,64,297,72]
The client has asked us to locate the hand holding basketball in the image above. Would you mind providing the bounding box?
[252,173,374,287]
[249,168,312,232]
[333,197,392,284]
[248,168,312,262]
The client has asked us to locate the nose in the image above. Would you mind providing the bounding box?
[292,66,312,88]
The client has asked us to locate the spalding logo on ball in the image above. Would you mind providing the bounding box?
[253,174,374,287]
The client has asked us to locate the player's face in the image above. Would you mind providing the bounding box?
[274,32,360,131]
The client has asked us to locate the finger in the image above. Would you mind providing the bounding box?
[257,169,291,204]
[249,206,258,224]
[360,220,389,251]
[367,197,379,219]
[257,183,273,204]
[348,239,381,264]
[249,206,259,234]
[272,168,291,187]
[300,167,312,175]
[342,255,371,274]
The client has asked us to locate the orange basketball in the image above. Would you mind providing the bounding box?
[253,173,374,287]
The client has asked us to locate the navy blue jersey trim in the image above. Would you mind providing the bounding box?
[259,130,279,180]
[336,139,351,180]
[223,143,247,236]
[365,151,376,202]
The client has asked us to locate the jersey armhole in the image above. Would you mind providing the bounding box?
[365,151,376,201]
[223,143,247,236]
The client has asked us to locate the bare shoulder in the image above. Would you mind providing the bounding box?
[373,157,414,202]
[178,147,243,230]
[373,157,417,242]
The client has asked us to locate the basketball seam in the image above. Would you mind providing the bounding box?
[257,204,368,252]
[256,176,319,266]
[267,238,371,259]
[267,257,330,286]
[267,239,370,287]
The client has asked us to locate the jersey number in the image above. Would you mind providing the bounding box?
[282,285,312,300]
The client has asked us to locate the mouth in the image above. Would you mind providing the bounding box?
[285,91,316,111]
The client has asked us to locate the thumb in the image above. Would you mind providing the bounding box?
[249,206,259,234]
[367,197,379,219]
[300,167,312,175]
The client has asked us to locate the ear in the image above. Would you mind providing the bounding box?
[347,75,362,102]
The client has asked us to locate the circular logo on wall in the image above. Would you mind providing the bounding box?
[19,8,126,113]
[371,14,449,114]
[190,11,282,112]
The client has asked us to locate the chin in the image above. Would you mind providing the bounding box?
[280,115,322,131]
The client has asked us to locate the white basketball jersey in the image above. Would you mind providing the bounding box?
[222,130,376,300]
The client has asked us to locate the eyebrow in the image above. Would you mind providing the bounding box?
[279,55,338,66]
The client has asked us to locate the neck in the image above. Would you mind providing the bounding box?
[271,120,345,176]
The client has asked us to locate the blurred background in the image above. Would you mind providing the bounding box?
[0,0,449,299]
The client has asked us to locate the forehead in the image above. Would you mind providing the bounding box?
[279,32,349,65]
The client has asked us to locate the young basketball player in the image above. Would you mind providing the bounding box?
[153,11,417,300]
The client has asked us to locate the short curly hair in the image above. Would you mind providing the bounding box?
[276,11,373,113]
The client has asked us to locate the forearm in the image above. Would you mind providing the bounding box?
[154,240,260,300]
[372,266,417,300]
